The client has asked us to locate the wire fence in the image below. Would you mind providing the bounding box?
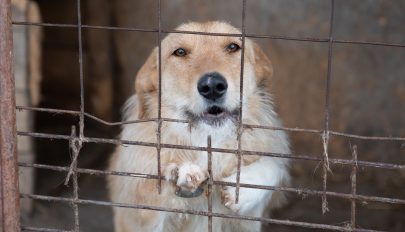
[1,0,405,231]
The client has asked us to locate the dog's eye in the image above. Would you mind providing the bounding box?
[173,48,187,57]
[226,43,240,53]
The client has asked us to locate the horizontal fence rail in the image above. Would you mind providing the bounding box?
[17,162,405,206]
[16,131,405,171]
[15,106,405,142]
[11,21,405,48]
[19,194,383,232]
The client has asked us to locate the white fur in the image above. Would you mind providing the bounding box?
[109,90,290,232]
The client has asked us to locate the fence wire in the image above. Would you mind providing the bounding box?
[0,0,404,231]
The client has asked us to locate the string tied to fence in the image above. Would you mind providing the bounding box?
[321,130,331,214]
[65,126,83,186]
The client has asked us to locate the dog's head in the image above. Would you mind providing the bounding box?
[135,21,274,127]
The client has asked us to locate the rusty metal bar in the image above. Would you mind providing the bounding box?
[16,106,81,115]
[72,152,80,232]
[11,21,405,48]
[321,0,335,214]
[76,0,85,139]
[16,105,167,125]
[156,0,163,194]
[14,106,405,142]
[243,123,322,134]
[350,145,358,230]
[67,126,81,232]
[17,162,405,206]
[0,0,21,231]
[16,131,405,171]
[207,136,213,232]
[18,163,157,179]
[19,193,383,232]
[15,105,405,142]
[328,131,405,141]
[235,0,247,205]
[72,0,84,230]
[0,149,2,229]
[21,226,71,232]
[213,180,405,206]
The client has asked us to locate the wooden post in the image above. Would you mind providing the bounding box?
[0,0,21,231]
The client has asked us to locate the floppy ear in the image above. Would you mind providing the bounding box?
[252,42,274,91]
[135,48,158,119]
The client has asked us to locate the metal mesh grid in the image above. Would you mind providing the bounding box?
[0,0,404,231]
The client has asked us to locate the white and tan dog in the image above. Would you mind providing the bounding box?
[108,21,290,232]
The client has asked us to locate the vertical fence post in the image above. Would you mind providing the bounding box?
[0,0,21,231]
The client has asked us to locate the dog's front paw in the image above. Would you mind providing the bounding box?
[221,186,253,213]
[221,186,239,212]
[176,163,209,192]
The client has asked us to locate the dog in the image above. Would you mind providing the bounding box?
[108,21,290,232]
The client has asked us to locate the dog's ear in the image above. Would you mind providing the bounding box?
[135,48,158,119]
[252,42,274,91]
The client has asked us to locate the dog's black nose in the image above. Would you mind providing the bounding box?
[197,72,228,101]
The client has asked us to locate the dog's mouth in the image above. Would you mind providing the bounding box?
[204,106,226,118]
[185,106,239,127]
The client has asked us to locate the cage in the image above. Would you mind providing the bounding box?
[1,0,405,231]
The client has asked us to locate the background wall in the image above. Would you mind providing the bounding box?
[19,0,405,231]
